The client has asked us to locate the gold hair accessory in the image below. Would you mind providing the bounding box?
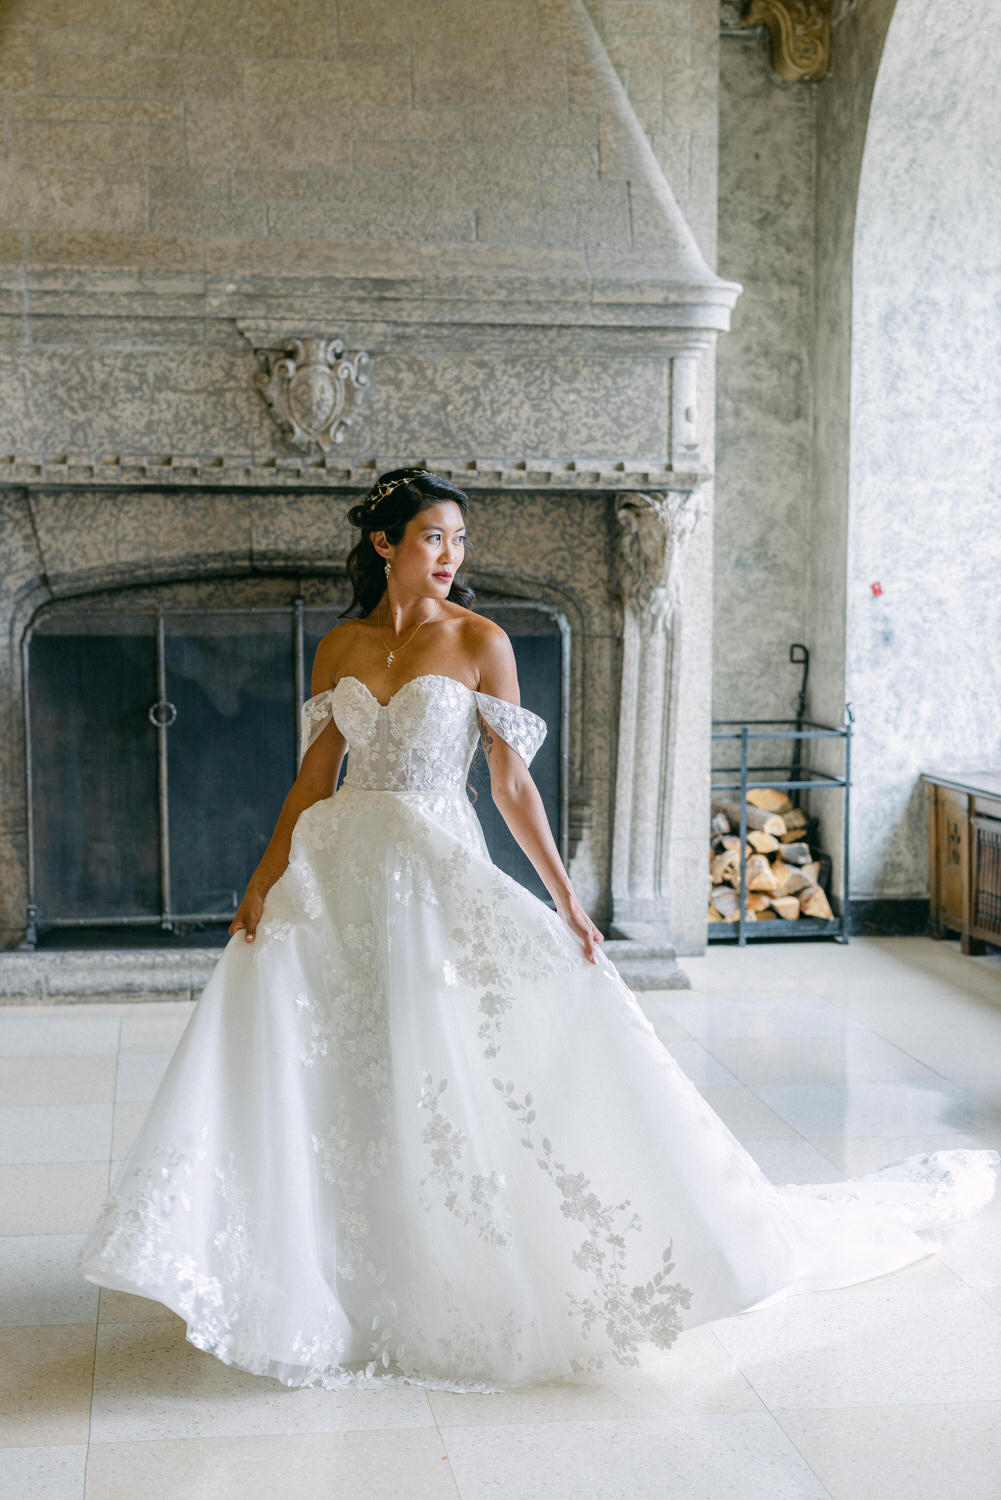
[361,469,434,519]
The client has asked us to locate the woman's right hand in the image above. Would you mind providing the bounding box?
[229,884,267,943]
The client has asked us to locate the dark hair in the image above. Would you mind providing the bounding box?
[340,467,475,618]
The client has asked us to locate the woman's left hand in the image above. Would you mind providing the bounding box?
[556,894,605,964]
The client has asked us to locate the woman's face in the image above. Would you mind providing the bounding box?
[382,500,466,598]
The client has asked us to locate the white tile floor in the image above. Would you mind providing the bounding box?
[1,936,999,1500]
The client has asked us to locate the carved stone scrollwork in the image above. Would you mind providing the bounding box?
[254,336,370,452]
[613,489,706,631]
[741,0,830,81]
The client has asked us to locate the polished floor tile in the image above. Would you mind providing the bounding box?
[0,1013,121,1057]
[114,1049,172,1102]
[0,1324,96,1446]
[89,1320,436,1444]
[775,1401,1001,1500]
[0,1054,117,1106]
[695,1084,799,1140]
[0,1234,99,1326]
[0,1161,109,1235]
[0,1443,87,1500]
[712,1286,1001,1408]
[740,1137,846,1186]
[438,1412,830,1500]
[428,1325,764,1427]
[83,1428,461,1500]
[807,1131,1001,1176]
[703,1033,942,1087]
[0,1103,113,1164]
[751,1078,980,1139]
[659,993,864,1040]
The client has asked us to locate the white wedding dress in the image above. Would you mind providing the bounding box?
[78,672,999,1394]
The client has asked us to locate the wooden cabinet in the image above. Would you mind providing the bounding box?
[921,771,1001,954]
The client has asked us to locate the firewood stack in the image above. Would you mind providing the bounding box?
[708,788,834,925]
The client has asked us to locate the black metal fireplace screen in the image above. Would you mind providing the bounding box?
[22,598,567,945]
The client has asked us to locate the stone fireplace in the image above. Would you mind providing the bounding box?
[0,0,741,994]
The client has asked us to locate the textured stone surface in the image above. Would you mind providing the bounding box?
[847,0,1001,897]
[715,31,814,724]
[0,0,721,291]
[808,0,897,907]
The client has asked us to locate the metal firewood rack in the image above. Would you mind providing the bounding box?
[709,712,853,946]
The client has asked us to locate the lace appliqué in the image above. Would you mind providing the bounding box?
[493,1076,694,1365]
[417,1074,513,1247]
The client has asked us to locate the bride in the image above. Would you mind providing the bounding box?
[78,466,999,1395]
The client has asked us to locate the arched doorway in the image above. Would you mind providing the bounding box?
[848,0,1001,900]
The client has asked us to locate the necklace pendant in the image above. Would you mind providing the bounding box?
[386,651,394,666]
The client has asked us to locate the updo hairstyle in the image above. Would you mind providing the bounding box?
[340,467,475,618]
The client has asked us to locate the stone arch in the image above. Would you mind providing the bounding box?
[846,0,1001,900]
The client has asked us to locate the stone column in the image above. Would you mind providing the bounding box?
[609,485,708,957]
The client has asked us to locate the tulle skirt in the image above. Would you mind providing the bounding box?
[77,784,1000,1393]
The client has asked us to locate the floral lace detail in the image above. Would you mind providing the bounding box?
[417,1074,513,1247]
[493,1076,694,1363]
[76,1131,270,1367]
[299,674,546,793]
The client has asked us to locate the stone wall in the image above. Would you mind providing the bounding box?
[715,22,815,723]
[847,0,1001,899]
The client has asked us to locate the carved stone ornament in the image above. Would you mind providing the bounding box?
[255,336,370,452]
[614,489,706,631]
[741,0,830,81]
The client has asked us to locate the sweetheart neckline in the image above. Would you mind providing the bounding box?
[333,672,477,710]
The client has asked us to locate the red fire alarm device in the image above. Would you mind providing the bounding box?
[871,581,883,596]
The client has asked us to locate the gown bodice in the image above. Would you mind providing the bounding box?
[299,672,548,794]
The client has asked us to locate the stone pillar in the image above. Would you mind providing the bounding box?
[609,485,708,955]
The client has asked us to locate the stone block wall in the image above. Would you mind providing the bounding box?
[0,0,718,267]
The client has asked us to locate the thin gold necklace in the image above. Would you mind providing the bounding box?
[378,596,441,667]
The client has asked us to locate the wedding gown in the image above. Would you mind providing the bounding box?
[78,672,999,1394]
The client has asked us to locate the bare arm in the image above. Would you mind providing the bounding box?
[229,639,347,943]
[476,628,604,964]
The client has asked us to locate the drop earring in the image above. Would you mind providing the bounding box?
[384,560,391,578]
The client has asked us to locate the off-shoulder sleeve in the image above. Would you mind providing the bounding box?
[299,690,336,767]
[472,689,547,768]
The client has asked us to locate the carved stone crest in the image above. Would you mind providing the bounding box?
[254,336,370,451]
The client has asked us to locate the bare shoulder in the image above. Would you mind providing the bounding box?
[457,611,520,701]
[310,619,361,695]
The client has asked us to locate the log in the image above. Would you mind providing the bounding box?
[755,908,777,920]
[747,787,792,814]
[745,853,778,893]
[800,884,834,920]
[781,868,813,896]
[747,830,780,855]
[779,842,812,866]
[783,806,808,830]
[709,849,740,885]
[711,811,730,836]
[769,895,801,920]
[770,857,795,894]
[711,885,740,918]
[802,860,820,885]
[708,904,724,922]
[711,799,787,837]
[745,891,772,912]
[780,827,808,843]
